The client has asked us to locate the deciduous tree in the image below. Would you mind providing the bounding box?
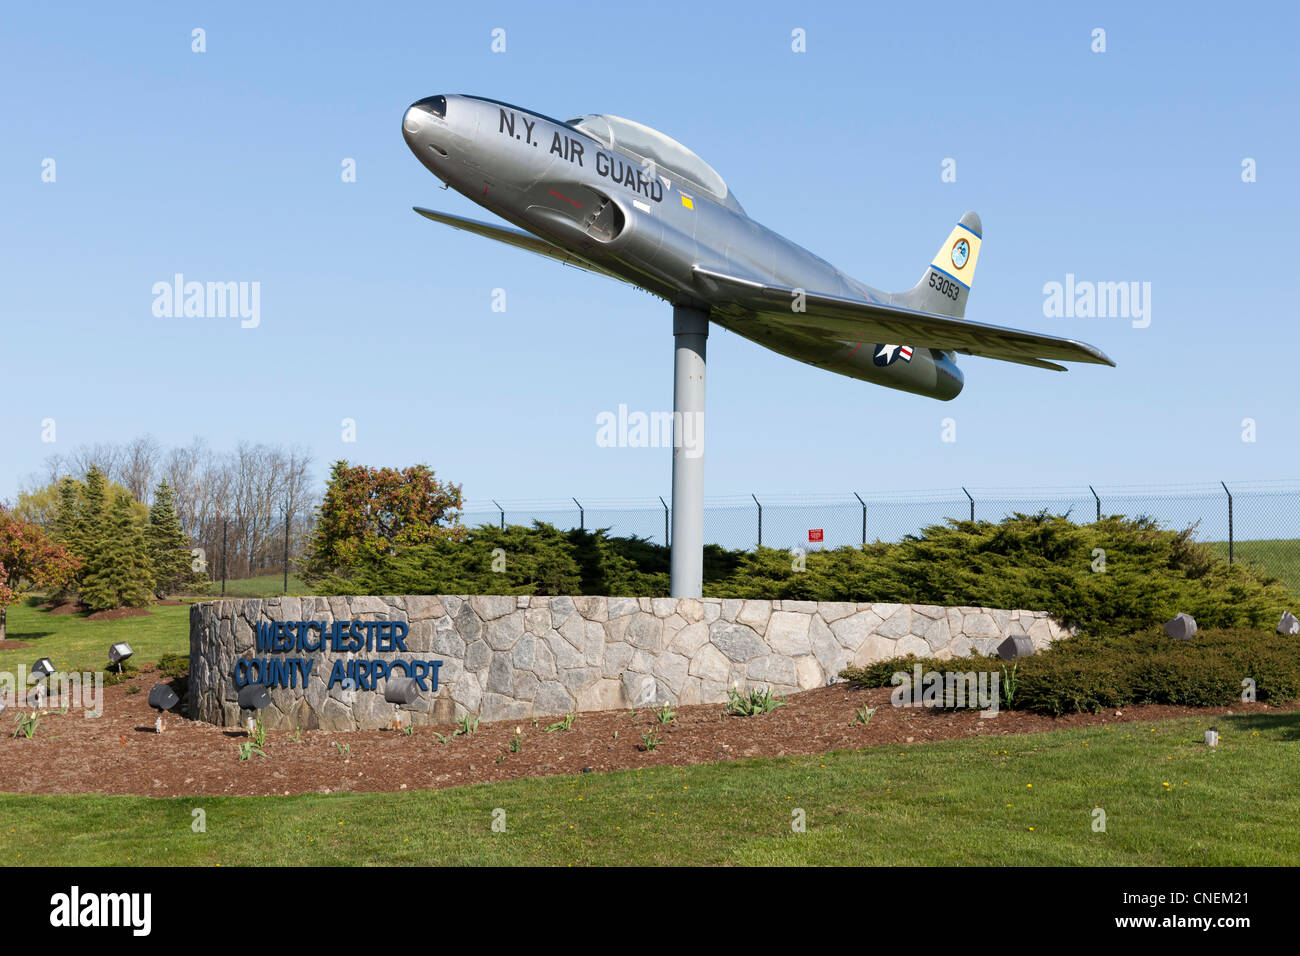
[305,462,464,577]
[0,505,79,642]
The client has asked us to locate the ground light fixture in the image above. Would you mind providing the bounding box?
[384,677,420,732]
[1164,612,1198,641]
[237,683,272,734]
[30,658,55,708]
[148,684,180,734]
[996,635,1034,660]
[108,642,134,674]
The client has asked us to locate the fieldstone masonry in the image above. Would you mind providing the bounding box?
[189,596,1070,731]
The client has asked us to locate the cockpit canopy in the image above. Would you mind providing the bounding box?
[566,114,736,209]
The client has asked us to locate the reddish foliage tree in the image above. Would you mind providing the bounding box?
[0,504,80,641]
[305,462,464,575]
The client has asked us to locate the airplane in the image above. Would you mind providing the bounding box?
[400,93,1114,403]
[401,93,1115,597]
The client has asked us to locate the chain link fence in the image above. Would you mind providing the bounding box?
[462,481,1300,590]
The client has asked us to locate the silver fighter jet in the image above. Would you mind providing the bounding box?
[401,94,1114,402]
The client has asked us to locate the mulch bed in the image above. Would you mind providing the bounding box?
[2,665,1293,798]
[39,600,86,615]
[34,600,189,622]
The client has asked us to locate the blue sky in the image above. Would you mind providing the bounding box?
[3,0,1297,512]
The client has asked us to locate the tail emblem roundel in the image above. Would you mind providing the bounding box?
[951,238,970,270]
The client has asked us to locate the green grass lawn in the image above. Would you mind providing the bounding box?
[1206,538,1300,595]
[0,599,191,676]
[2,711,1297,866]
[181,573,311,599]
[0,573,311,675]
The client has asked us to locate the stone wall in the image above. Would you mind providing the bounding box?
[189,596,1069,731]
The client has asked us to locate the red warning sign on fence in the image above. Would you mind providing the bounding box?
[808,529,824,542]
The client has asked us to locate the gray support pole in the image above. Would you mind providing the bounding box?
[853,492,866,546]
[670,305,708,597]
[283,504,290,595]
[573,497,584,532]
[963,487,974,522]
[752,494,762,548]
[492,499,504,530]
[1089,485,1100,522]
[659,496,669,549]
[1222,481,1233,563]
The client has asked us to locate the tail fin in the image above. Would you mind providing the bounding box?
[892,211,982,318]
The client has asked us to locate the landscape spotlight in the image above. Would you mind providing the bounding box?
[384,677,419,706]
[237,683,272,734]
[109,642,134,674]
[30,658,55,708]
[148,683,180,734]
[384,676,420,732]
[1164,613,1198,642]
[996,634,1034,661]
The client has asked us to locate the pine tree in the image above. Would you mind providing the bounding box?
[52,477,85,596]
[146,480,199,597]
[77,468,111,571]
[53,477,82,550]
[80,492,155,611]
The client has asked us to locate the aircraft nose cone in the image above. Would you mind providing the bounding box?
[403,95,449,153]
[402,106,426,151]
[402,106,423,136]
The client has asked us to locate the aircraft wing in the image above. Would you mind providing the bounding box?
[412,207,626,283]
[693,266,1115,368]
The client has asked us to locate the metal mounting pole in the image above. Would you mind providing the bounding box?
[670,305,708,597]
[283,502,290,595]
[753,494,763,548]
[963,487,974,522]
[659,496,669,549]
[853,492,866,546]
[1089,485,1100,522]
[573,497,584,532]
[492,499,504,529]
[1221,481,1233,564]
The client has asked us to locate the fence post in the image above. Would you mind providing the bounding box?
[221,518,228,597]
[1089,485,1100,522]
[283,503,290,596]
[659,496,670,548]
[853,492,866,546]
[963,487,974,522]
[573,497,584,532]
[1221,481,1233,563]
[752,494,762,548]
[492,499,504,529]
